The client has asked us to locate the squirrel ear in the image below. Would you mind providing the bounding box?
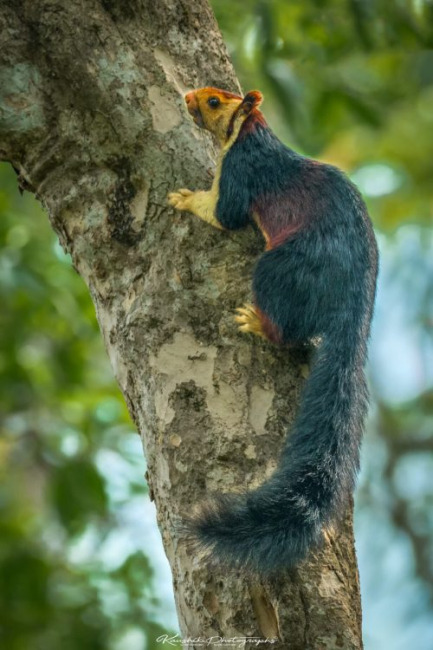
[240,90,263,114]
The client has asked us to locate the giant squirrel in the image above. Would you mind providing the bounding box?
[168,87,378,574]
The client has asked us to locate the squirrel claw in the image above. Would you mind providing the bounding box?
[234,304,266,338]
[168,188,193,210]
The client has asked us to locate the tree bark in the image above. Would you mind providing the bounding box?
[0,1,363,647]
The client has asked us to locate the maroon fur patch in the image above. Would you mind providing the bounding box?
[238,110,267,138]
[200,87,242,101]
[254,164,329,249]
[255,306,283,344]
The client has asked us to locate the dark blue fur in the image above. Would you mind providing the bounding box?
[186,119,378,574]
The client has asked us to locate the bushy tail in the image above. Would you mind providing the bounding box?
[183,319,370,574]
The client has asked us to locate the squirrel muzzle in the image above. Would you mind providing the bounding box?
[185,91,204,128]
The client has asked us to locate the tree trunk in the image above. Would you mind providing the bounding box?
[0,1,363,647]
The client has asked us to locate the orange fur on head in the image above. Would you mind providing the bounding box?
[184,87,264,144]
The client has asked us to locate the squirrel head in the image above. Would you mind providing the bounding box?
[184,87,264,144]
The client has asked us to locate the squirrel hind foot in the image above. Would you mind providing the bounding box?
[234,304,266,338]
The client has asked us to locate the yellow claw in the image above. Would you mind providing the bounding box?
[235,306,255,321]
[234,304,266,338]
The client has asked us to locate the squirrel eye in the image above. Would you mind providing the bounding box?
[207,96,220,108]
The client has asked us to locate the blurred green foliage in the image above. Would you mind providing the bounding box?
[0,1,432,648]
[0,168,170,649]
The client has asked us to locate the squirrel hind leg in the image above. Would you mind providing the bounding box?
[235,304,265,338]
[235,303,283,344]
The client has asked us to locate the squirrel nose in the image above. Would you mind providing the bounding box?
[185,91,195,104]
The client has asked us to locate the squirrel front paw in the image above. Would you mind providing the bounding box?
[167,188,194,211]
